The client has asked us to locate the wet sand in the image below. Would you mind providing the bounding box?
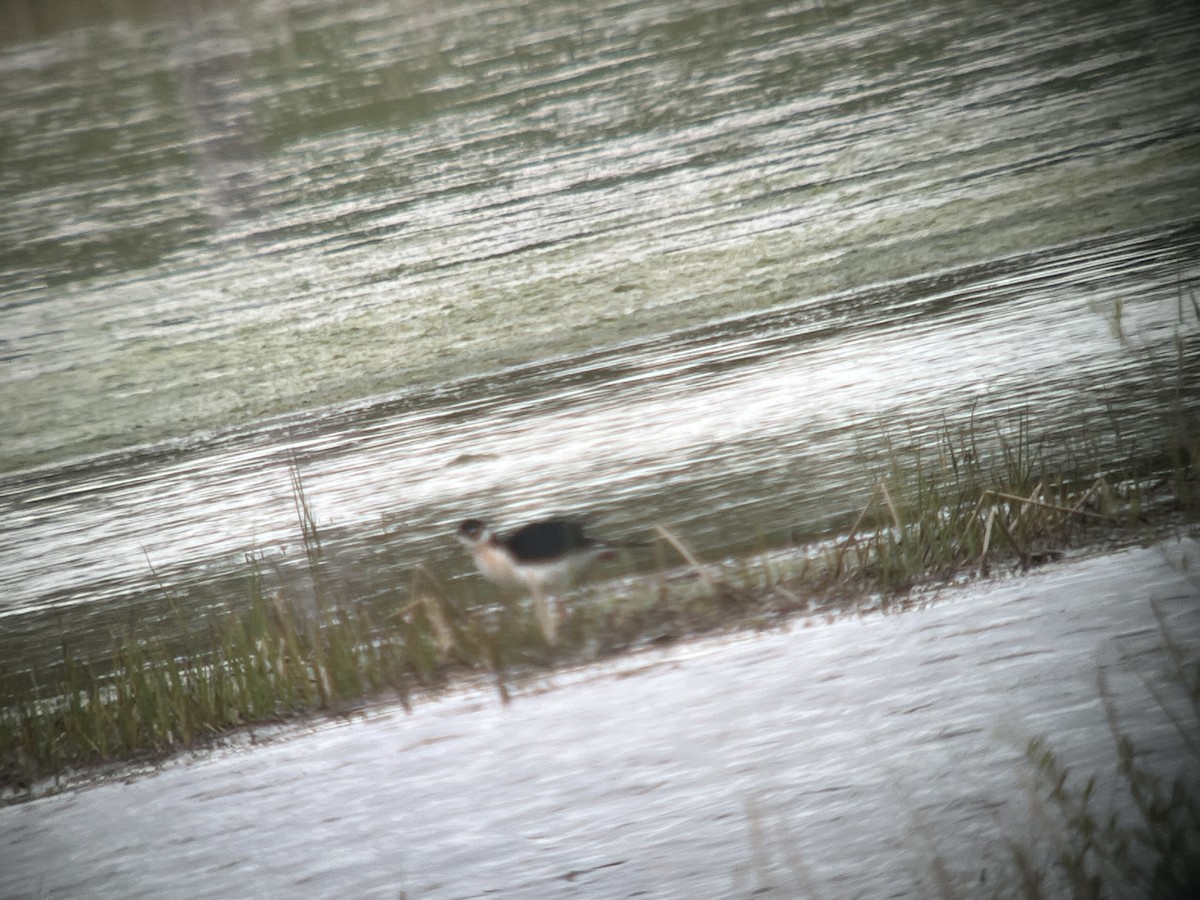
[2,537,1197,898]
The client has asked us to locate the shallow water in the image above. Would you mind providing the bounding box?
[4,0,1199,470]
[2,221,1198,677]
[2,0,1200,671]
[2,540,1197,897]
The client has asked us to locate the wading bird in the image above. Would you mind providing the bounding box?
[455,517,623,645]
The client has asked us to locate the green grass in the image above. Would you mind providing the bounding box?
[0,576,426,792]
[2,412,1197,798]
[829,414,1151,594]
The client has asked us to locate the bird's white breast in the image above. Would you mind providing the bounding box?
[471,543,600,596]
[470,543,527,592]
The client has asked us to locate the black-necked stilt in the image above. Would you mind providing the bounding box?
[455,518,621,644]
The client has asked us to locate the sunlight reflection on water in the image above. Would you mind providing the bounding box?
[1,0,1198,671]
[0,223,1196,669]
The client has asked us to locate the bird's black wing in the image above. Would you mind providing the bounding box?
[504,520,595,561]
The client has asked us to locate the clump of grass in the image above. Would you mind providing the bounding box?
[822,415,1169,595]
[0,570,430,794]
[0,467,442,796]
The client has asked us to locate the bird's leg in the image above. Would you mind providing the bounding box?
[552,594,567,637]
[532,588,558,645]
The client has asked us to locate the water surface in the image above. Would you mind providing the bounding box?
[1,0,1199,670]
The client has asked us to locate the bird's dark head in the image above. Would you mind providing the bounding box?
[456,518,491,546]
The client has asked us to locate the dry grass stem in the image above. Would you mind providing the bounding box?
[653,524,720,597]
